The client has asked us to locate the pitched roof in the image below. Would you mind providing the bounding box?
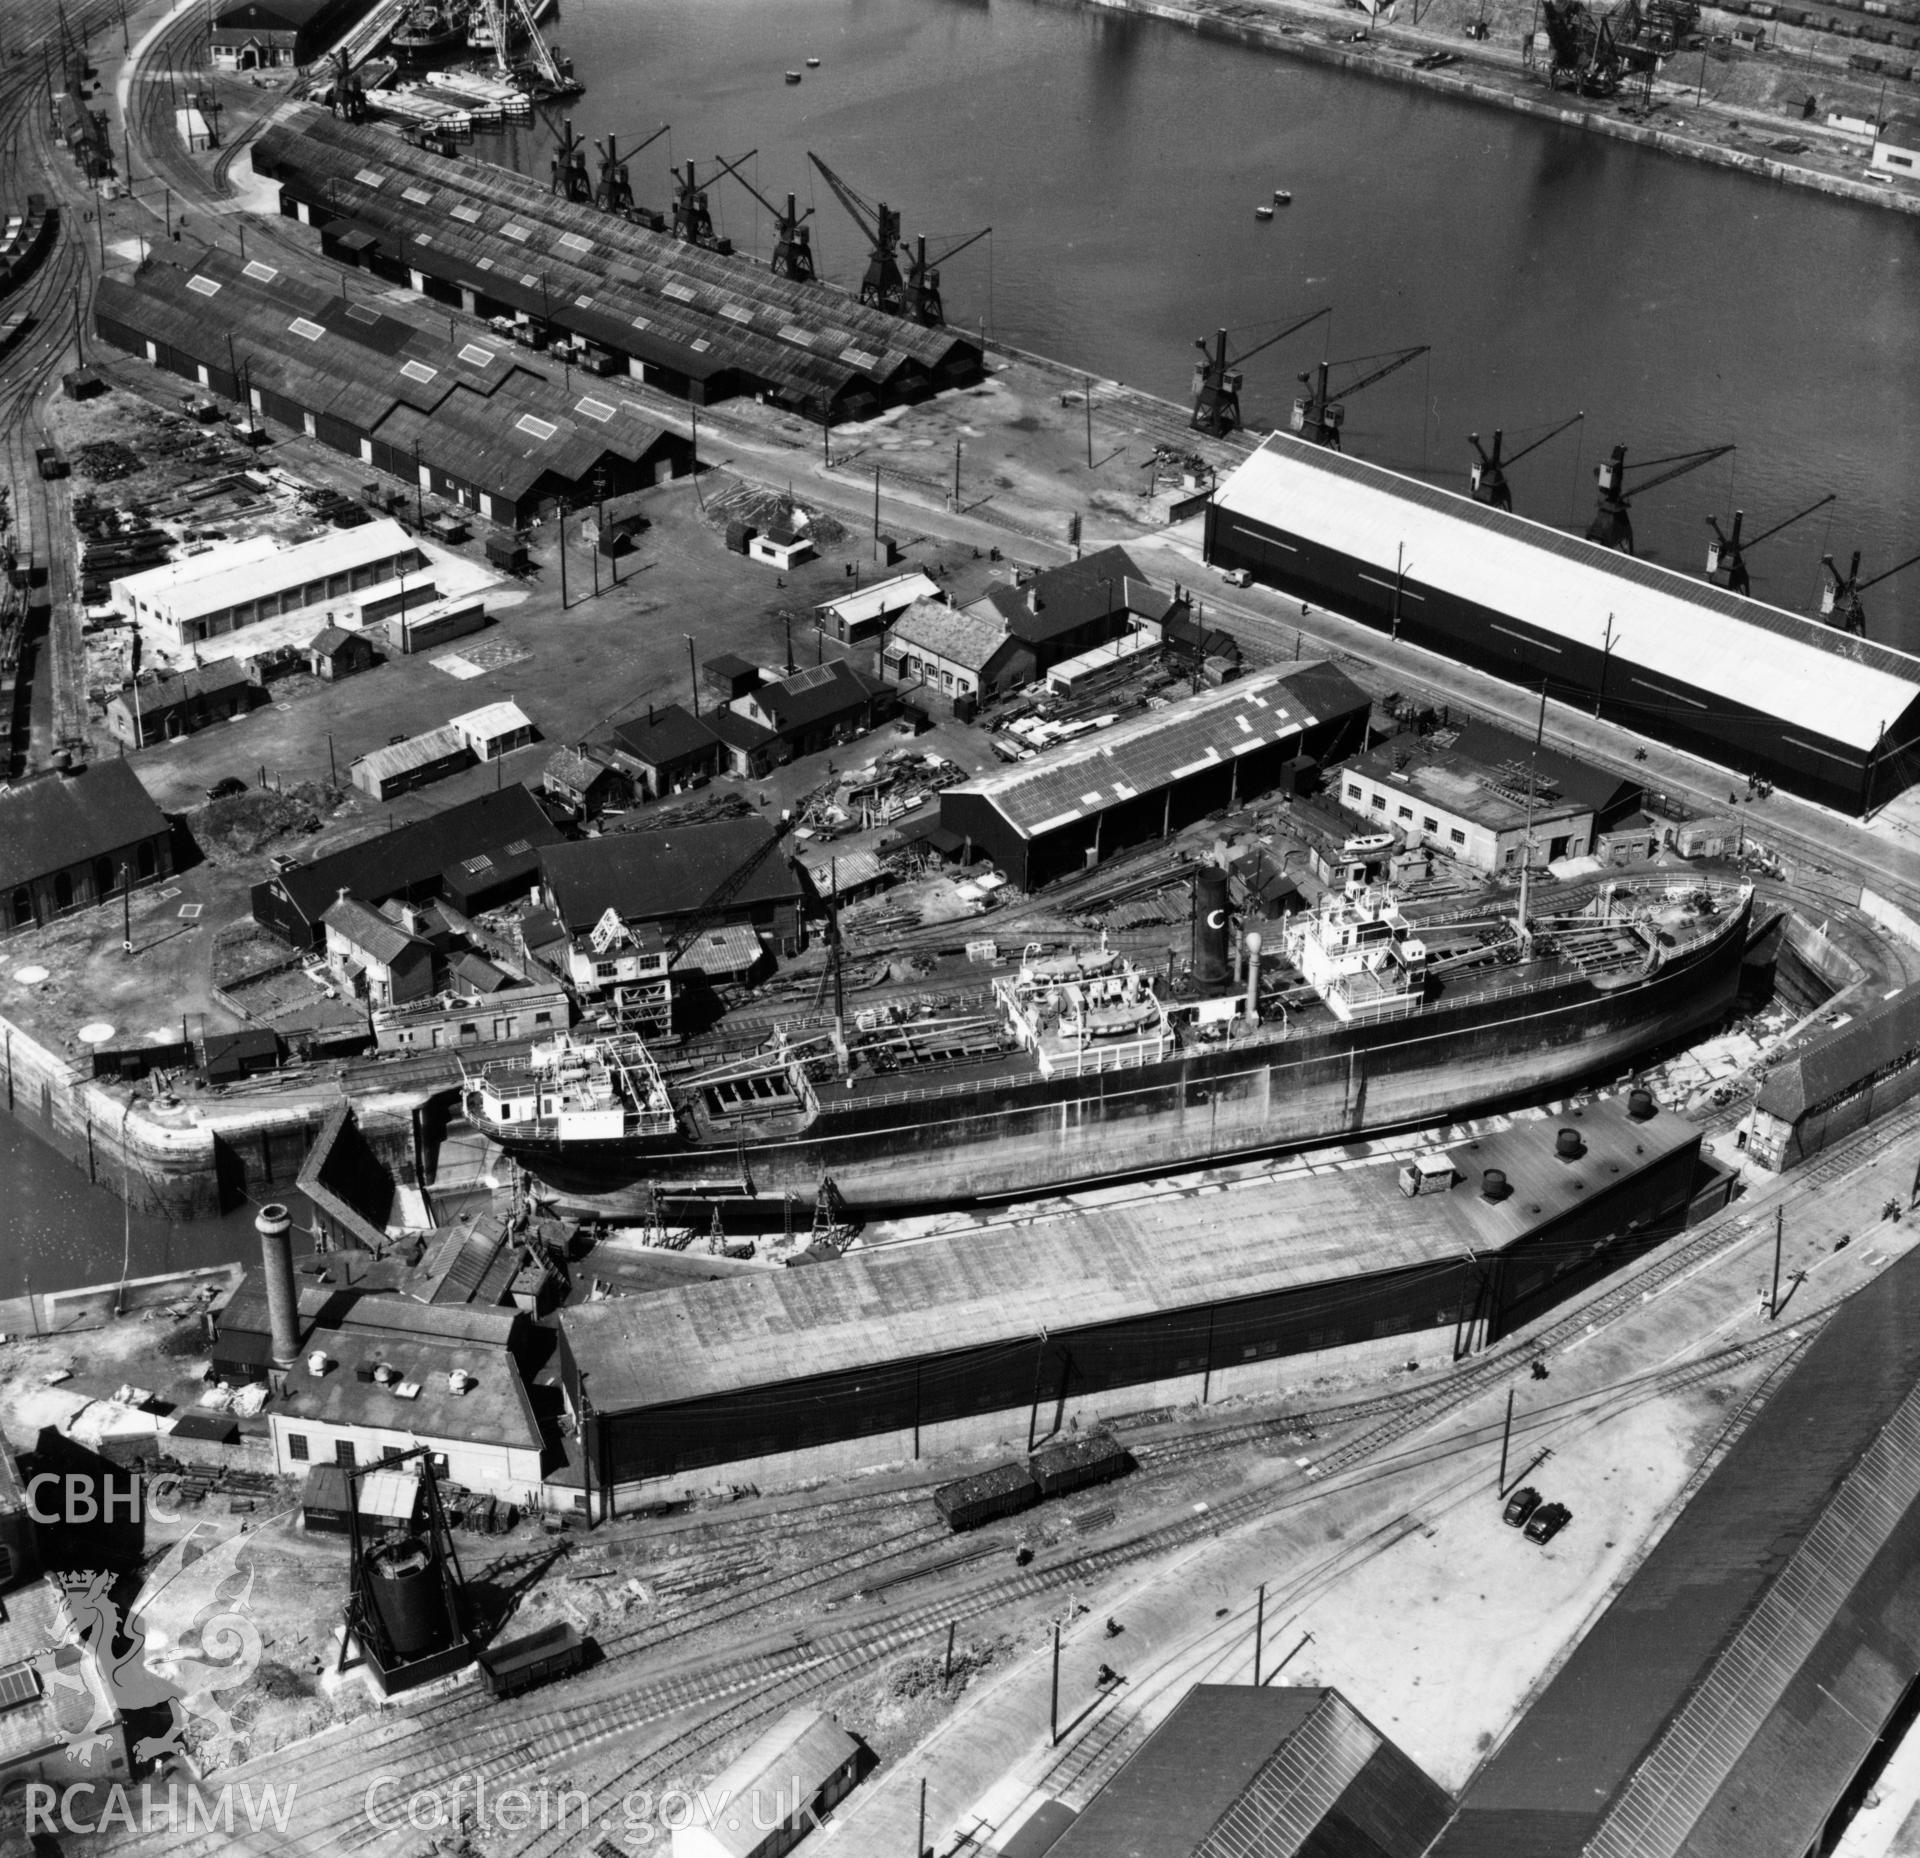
[450,700,533,742]
[322,896,433,967]
[888,598,1018,673]
[610,704,718,768]
[693,1712,859,1858]
[747,658,889,733]
[817,569,943,626]
[947,663,1370,839]
[539,816,800,929]
[0,761,169,891]
[114,659,253,716]
[1754,988,1920,1122]
[264,786,561,928]
[542,746,617,792]
[705,708,779,753]
[980,545,1151,645]
[308,625,357,654]
[352,725,470,786]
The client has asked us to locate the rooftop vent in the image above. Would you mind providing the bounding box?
[447,1369,474,1396]
[1481,1167,1512,1202]
[1627,1086,1657,1121]
[1555,1128,1585,1161]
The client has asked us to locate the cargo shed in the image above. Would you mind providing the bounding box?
[1428,1204,1920,1858]
[555,1094,1702,1510]
[1744,985,1920,1171]
[1205,435,1920,816]
[939,662,1369,889]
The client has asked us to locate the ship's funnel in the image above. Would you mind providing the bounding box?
[256,1202,299,1368]
[1193,866,1231,989]
[1244,931,1262,1023]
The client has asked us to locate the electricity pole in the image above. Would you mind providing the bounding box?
[1769,1205,1783,1319]
[685,633,699,715]
[1253,1583,1265,1686]
[1050,1623,1061,1747]
[1499,1386,1515,1492]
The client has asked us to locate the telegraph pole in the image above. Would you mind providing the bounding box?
[1253,1583,1265,1686]
[1499,1387,1515,1492]
[916,1779,926,1858]
[1769,1205,1783,1319]
[1085,376,1094,469]
[120,862,131,956]
[685,633,699,715]
[1049,1623,1061,1747]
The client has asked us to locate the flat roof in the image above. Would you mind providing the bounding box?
[946,663,1368,839]
[564,1095,1697,1413]
[118,519,416,626]
[111,534,281,606]
[1214,436,1920,754]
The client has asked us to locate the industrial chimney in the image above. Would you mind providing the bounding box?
[256,1203,300,1368]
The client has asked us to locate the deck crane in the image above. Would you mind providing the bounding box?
[549,118,592,204]
[715,166,818,281]
[662,827,793,973]
[1189,309,1332,438]
[902,228,990,325]
[671,151,756,249]
[1292,347,1430,451]
[807,153,905,314]
[1819,544,1920,637]
[1467,412,1584,513]
[1585,442,1733,553]
[1703,492,1834,598]
[594,125,667,216]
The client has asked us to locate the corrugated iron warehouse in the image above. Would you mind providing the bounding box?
[94,247,694,531]
[1206,435,1920,816]
[247,111,982,424]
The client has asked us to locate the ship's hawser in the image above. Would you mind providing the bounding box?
[462,875,1753,1216]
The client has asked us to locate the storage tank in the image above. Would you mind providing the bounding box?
[1193,866,1231,988]
[365,1538,455,1662]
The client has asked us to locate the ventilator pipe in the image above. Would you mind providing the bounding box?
[1244,931,1262,1024]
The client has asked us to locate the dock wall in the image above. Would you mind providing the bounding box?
[1046,0,1920,218]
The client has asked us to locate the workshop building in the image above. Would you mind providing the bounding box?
[540,745,631,818]
[95,251,695,533]
[1336,720,1639,873]
[557,1095,1702,1508]
[970,546,1181,681]
[1745,987,1920,1172]
[730,659,898,761]
[1046,1686,1449,1858]
[349,725,474,802]
[1429,1210,1920,1858]
[1871,114,1920,173]
[251,785,560,947]
[607,705,722,800]
[306,623,375,681]
[539,817,805,953]
[450,701,537,763]
[322,897,437,1006]
[209,0,367,67]
[104,660,257,748]
[817,569,943,644]
[1206,435,1920,816]
[670,1711,862,1858]
[883,599,1026,703]
[109,519,423,651]
[940,663,1370,890]
[0,760,173,932]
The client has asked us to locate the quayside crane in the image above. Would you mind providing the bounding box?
[1820,545,1920,638]
[594,125,667,216]
[807,153,904,314]
[549,118,592,203]
[1292,347,1430,452]
[672,151,755,249]
[324,50,367,122]
[902,228,989,325]
[1703,492,1833,598]
[1467,412,1584,513]
[1586,442,1733,553]
[717,165,818,281]
[1190,309,1332,438]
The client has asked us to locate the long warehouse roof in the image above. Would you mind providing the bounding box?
[1214,436,1920,754]
[116,517,415,623]
[563,1097,1694,1412]
[947,660,1367,838]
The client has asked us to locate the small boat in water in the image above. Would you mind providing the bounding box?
[1274,189,1293,204]
[391,0,464,55]
[1254,203,1275,220]
[805,55,821,66]
[785,69,802,83]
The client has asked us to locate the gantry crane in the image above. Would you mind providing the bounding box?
[1586,442,1734,553]
[716,166,818,281]
[1467,412,1584,513]
[1292,347,1430,451]
[671,151,755,248]
[1703,493,1834,598]
[594,125,666,216]
[808,153,904,314]
[902,228,989,325]
[1190,309,1332,438]
[1820,544,1920,637]
[550,118,592,203]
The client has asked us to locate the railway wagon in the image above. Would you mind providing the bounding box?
[479,1621,589,1699]
[934,1462,1040,1533]
[1028,1432,1135,1501]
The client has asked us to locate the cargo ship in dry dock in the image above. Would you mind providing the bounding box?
[462,874,1753,1216]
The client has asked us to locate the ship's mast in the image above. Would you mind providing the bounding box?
[1516,680,1549,954]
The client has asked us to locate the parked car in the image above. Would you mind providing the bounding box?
[1219,567,1253,587]
[1502,1486,1541,1529]
[1525,1501,1572,1545]
[205,775,248,801]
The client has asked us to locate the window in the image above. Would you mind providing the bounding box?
[1504,848,1518,865]
[1370,794,1386,811]
[287,1434,309,1461]
[594,961,618,979]
[1422,817,1437,833]
[429,1454,448,1475]
[335,1440,357,1468]
[1396,806,1412,821]
[1346,783,1361,801]
[1450,828,1466,845]
[381,1444,403,1461]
